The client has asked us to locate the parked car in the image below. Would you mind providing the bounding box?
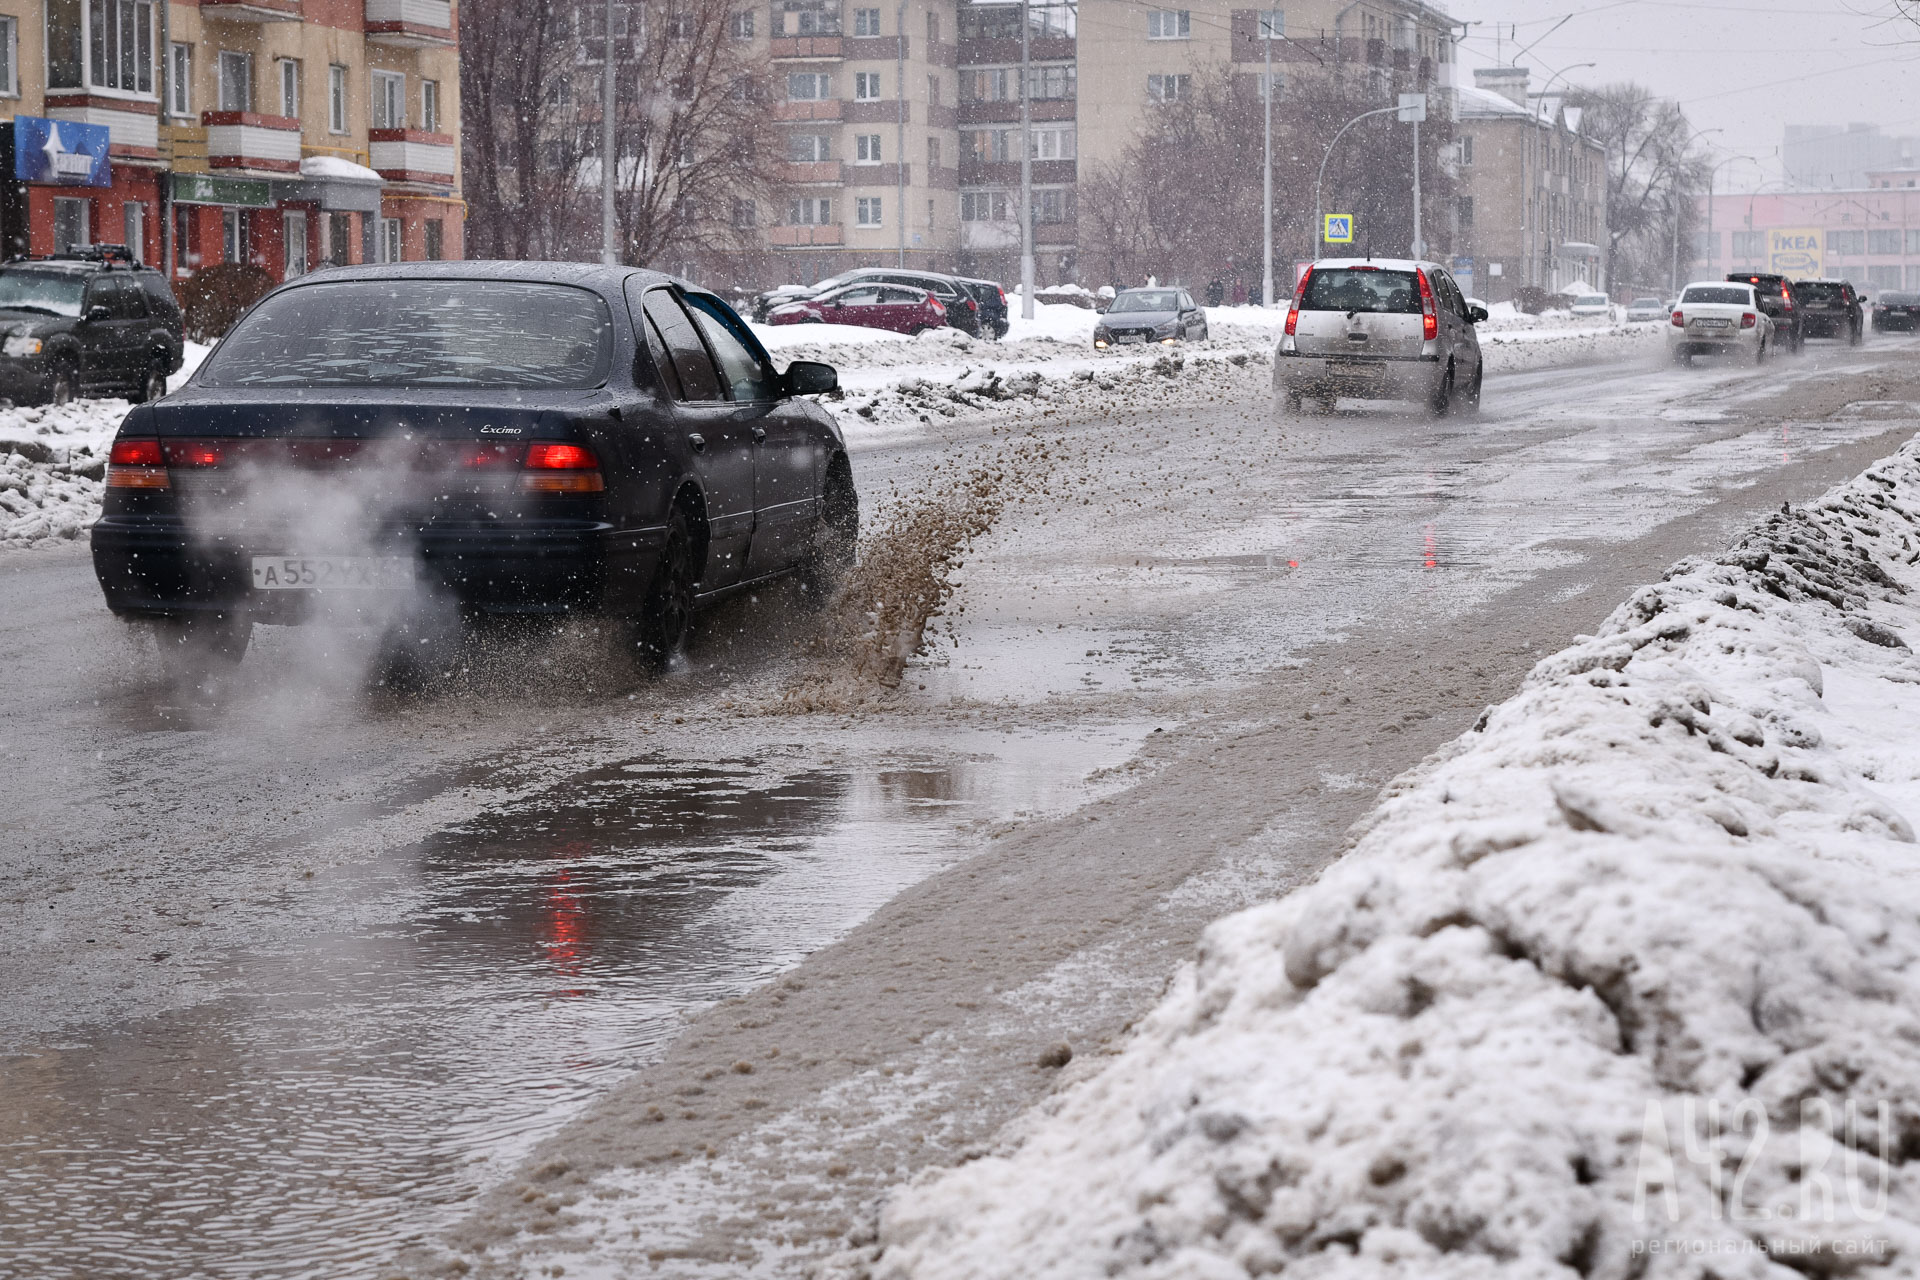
[1625,297,1668,323]
[91,262,857,673]
[1727,272,1804,353]
[754,268,984,335]
[1274,258,1485,416]
[1093,287,1209,349]
[766,283,949,334]
[1872,291,1920,333]
[1569,293,1612,319]
[1794,278,1864,344]
[1668,280,1773,366]
[956,275,1010,338]
[0,245,184,406]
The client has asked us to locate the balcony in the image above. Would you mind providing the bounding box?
[366,0,456,48]
[779,161,842,185]
[368,129,457,183]
[770,224,845,247]
[200,0,302,21]
[772,99,843,122]
[203,112,302,173]
[771,36,843,60]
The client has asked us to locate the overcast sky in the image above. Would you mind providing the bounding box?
[1451,0,1920,191]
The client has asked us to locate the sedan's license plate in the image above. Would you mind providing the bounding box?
[1116,332,1145,344]
[252,556,415,591]
[1695,318,1731,329]
[1328,360,1384,377]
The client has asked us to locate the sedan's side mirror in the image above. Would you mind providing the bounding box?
[784,360,838,396]
[85,304,111,324]
[1468,305,1489,324]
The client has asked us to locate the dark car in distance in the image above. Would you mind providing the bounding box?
[766,282,949,334]
[955,275,1010,339]
[91,262,857,671]
[1873,292,1920,334]
[1727,272,1805,353]
[1795,279,1864,344]
[0,246,184,406]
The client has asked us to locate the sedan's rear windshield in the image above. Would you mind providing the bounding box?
[199,280,615,389]
[1681,286,1752,305]
[0,270,86,318]
[1879,293,1918,305]
[1797,282,1847,302]
[1301,269,1421,314]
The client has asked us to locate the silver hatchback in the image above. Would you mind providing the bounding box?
[1274,258,1486,416]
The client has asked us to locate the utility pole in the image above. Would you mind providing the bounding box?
[1018,0,1034,320]
[1261,8,1273,306]
[601,0,618,265]
[895,0,907,266]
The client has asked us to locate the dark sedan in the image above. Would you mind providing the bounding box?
[1873,292,1920,334]
[1093,287,1209,349]
[91,262,857,672]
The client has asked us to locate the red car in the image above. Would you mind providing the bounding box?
[767,283,948,334]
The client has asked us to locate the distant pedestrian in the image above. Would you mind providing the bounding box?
[1231,281,1248,306]
[1206,279,1225,307]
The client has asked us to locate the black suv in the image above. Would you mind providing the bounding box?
[1727,272,1804,354]
[0,246,185,405]
[1794,279,1864,344]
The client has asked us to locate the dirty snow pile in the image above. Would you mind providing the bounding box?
[868,440,1920,1279]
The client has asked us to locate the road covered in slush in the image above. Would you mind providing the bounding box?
[2,335,1917,1278]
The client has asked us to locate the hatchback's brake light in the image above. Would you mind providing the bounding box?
[1285,268,1311,337]
[1781,282,1793,311]
[106,438,169,489]
[522,441,604,493]
[1415,268,1438,341]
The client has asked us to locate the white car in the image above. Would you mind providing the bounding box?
[1274,257,1486,416]
[1667,280,1774,366]
[1625,297,1667,323]
[1569,293,1612,318]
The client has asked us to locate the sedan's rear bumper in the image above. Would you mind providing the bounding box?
[1275,350,1442,401]
[91,515,661,623]
[1666,326,1763,356]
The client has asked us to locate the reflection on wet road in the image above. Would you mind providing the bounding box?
[0,732,1143,1278]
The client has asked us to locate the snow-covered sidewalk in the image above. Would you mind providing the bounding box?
[866,440,1920,1278]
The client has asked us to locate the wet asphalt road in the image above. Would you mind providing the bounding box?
[3,339,1919,1279]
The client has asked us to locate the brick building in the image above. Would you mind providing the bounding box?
[0,0,462,282]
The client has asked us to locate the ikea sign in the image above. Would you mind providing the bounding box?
[1768,228,1822,279]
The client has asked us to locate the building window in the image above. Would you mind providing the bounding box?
[854,71,881,100]
[963,128,1013,163]
[1866,264,1901,290]
[1731,230,1764,259]
[1907,229,1920,255]
[1257,8,1283,38]
[1147,10,1190,39]
[372,70,406,129]
[284,210,308,278]
[788,197,832,225]
[928,136,940,169]
[1027,65,1075,100]
[1030,126,1074,160]
[167,42,191,116]
[928,11,940,42]
[961,68,1010,102]
[928,73,940,105]
[376,217,402,263]
[855,133,881,163]
[852,7,881,36]
[329,65,348,133]
[961,191,1012,221]
[1868,229,1902,255]
[222,207,249,266]
[54,0,156,94]
[728,10,754,38]
[1147,73,1190,103]
[1910,265,1920,291]
[1455,195,1472,228]
[277,59,300,118]
[1032,187,1072,224]
[0,17,16,96]
[1459,134,1473,165]
[856,196,883,227]
[732,199,757,229]
[781,4,840,35]
[424,219,444,260]
[1827,229,1865,256]
[54,198,89,253]
[218,50,253,112]
[325,211,351,266]
[172,204,197,274]
[787,72,832,100]
[787,133,833,161]
[122,202,144,261]
[421,79,440,132]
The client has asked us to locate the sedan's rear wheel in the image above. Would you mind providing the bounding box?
[634,506,697,670]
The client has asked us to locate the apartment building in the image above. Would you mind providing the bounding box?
[754,0,1460,286]
[1453,66,1608,301]
[0,0,461,282]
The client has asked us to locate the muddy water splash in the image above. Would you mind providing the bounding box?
[780,433,1061,709]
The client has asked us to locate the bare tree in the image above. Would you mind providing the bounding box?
[461,0,779,278]
[1567,83,1713,290]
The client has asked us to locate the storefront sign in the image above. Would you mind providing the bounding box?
[12,116,111,187]
[171,173,272,208]
[1768,228,1823,279]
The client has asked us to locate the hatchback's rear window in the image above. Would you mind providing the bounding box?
[1880,293,1917,305]
[1797,282,1845,302]
[199,280,615,388]
[1681,286,1751,305]
[1301,269,1421,314]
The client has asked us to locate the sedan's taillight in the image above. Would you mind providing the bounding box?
[522,441,604,494]
[106,438,169,489]
[1671,310,1685,328]
[1740,312,1758,329]
[163,440,225,468]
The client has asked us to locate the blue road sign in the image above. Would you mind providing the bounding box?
[13,116,112,188]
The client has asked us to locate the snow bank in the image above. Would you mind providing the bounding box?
[868,440,1920,1279]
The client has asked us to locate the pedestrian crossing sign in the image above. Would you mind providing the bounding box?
[1324,214,1354,244]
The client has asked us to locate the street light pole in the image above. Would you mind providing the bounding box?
[1019,0,1034,319]
[601,0,618,266]
[1261,8,1273,306]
